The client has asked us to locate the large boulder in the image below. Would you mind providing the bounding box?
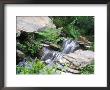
[17,16,56,33]
[58,50,94,69]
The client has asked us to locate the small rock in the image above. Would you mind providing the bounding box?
[66,68,80,74]
[17,50,25,58]
[58,58,70,64]
[16,50,25,64]
[49,44,60,51]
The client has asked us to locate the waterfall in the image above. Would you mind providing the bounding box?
[17,39,80,67]
[41,47,64,64]
[62,39,79,54]
[41,39,80,64]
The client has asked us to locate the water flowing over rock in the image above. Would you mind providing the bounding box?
[41,47,64,64]
[17,37,94,74]
[40,38,94,73]
[62,39,80,54]
[17,16,56,33]
[41,39,80,63]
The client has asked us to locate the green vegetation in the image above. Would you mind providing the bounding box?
[17,16,94,74]
[17,28,62,58]
[51,16,94,41]
[51,16,94,37]
[79,64,94,74]
[17,40,42,57]
[67,24,81,40]
[51,16,94,50]
[38,28,61,44]
[16,59,58,74]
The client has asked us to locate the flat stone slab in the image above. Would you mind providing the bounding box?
[59,50,94,69]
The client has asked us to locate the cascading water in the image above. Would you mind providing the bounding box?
[17,38,80,68]
[41,47,64,64]
[41,38,80,65]
[62,39,80,54]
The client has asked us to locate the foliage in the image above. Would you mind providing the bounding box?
[17,40,42,57]
[51,16,94,39]
[38,28,61,44]
[50,16,76,28]
[66,24,80,39]
[75,16,94,36]
[79,64,94,74]
[17,28,62,58]
[16,59,58,74]
[39,65,58,74]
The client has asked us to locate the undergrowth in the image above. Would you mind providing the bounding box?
[16,59,58,74]
[79,64,94,74]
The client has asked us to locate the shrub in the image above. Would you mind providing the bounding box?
[17,40,43,57]
[38,28,61,44]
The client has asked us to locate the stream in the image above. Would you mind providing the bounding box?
[41,38,80,63]
[18,38,80,69]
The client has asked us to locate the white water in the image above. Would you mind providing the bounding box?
[18,39,80,68]
[41,39,80,64]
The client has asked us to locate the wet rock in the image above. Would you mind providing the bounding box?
[41,47,63,62]
[49,44,60,51]
[40,43,60,51]
[62,39,80,54]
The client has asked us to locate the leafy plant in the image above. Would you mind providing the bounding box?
[17,40,43,57]
[39,66,57,74]
[67,24,80,39]
[38,28,61,44]
[32,60,45,73]
[16,59,58,74]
